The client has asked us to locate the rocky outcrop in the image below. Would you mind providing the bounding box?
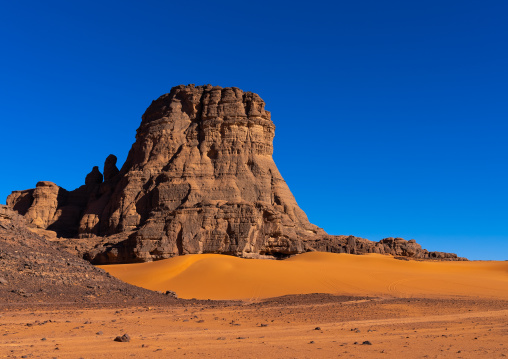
[6,167,103,238]
[0,205,178,304]
[6,84,466,263]
[304,236,463,260]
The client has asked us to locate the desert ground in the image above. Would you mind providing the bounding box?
[2,253,507,358]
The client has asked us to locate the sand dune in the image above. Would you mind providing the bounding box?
[99,252,508,300]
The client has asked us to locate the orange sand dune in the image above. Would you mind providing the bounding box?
[99,252,508,300]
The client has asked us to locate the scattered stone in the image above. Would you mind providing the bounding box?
[164,290,178,298]
[96,331,103,335]
[114,334,131,342]
[362,341,372,345]
[12,289,32,297]
[314,327,321,331]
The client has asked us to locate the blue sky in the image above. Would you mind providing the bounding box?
[1,0,506,260]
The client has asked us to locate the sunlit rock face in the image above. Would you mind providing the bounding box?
[91,84,321,261]
[7,85,465,263]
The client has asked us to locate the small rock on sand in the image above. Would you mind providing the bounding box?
[114,334,131,342]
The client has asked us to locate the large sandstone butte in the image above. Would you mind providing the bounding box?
[6,85,464,263]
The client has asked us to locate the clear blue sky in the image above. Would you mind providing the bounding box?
[1,1,506,260]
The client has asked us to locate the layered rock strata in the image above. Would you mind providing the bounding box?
[6,85,465,263]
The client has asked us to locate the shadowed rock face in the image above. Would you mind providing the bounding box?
[6,85,466,263]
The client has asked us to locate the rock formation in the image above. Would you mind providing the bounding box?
[6,84,465,263]
[0,205,178,304]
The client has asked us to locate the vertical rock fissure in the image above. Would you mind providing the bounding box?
[176,228,184,255]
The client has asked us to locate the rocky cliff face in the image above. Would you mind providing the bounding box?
[6,85,465,263]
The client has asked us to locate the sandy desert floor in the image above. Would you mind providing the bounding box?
[1,296,507,358]
[2,253,508,358]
